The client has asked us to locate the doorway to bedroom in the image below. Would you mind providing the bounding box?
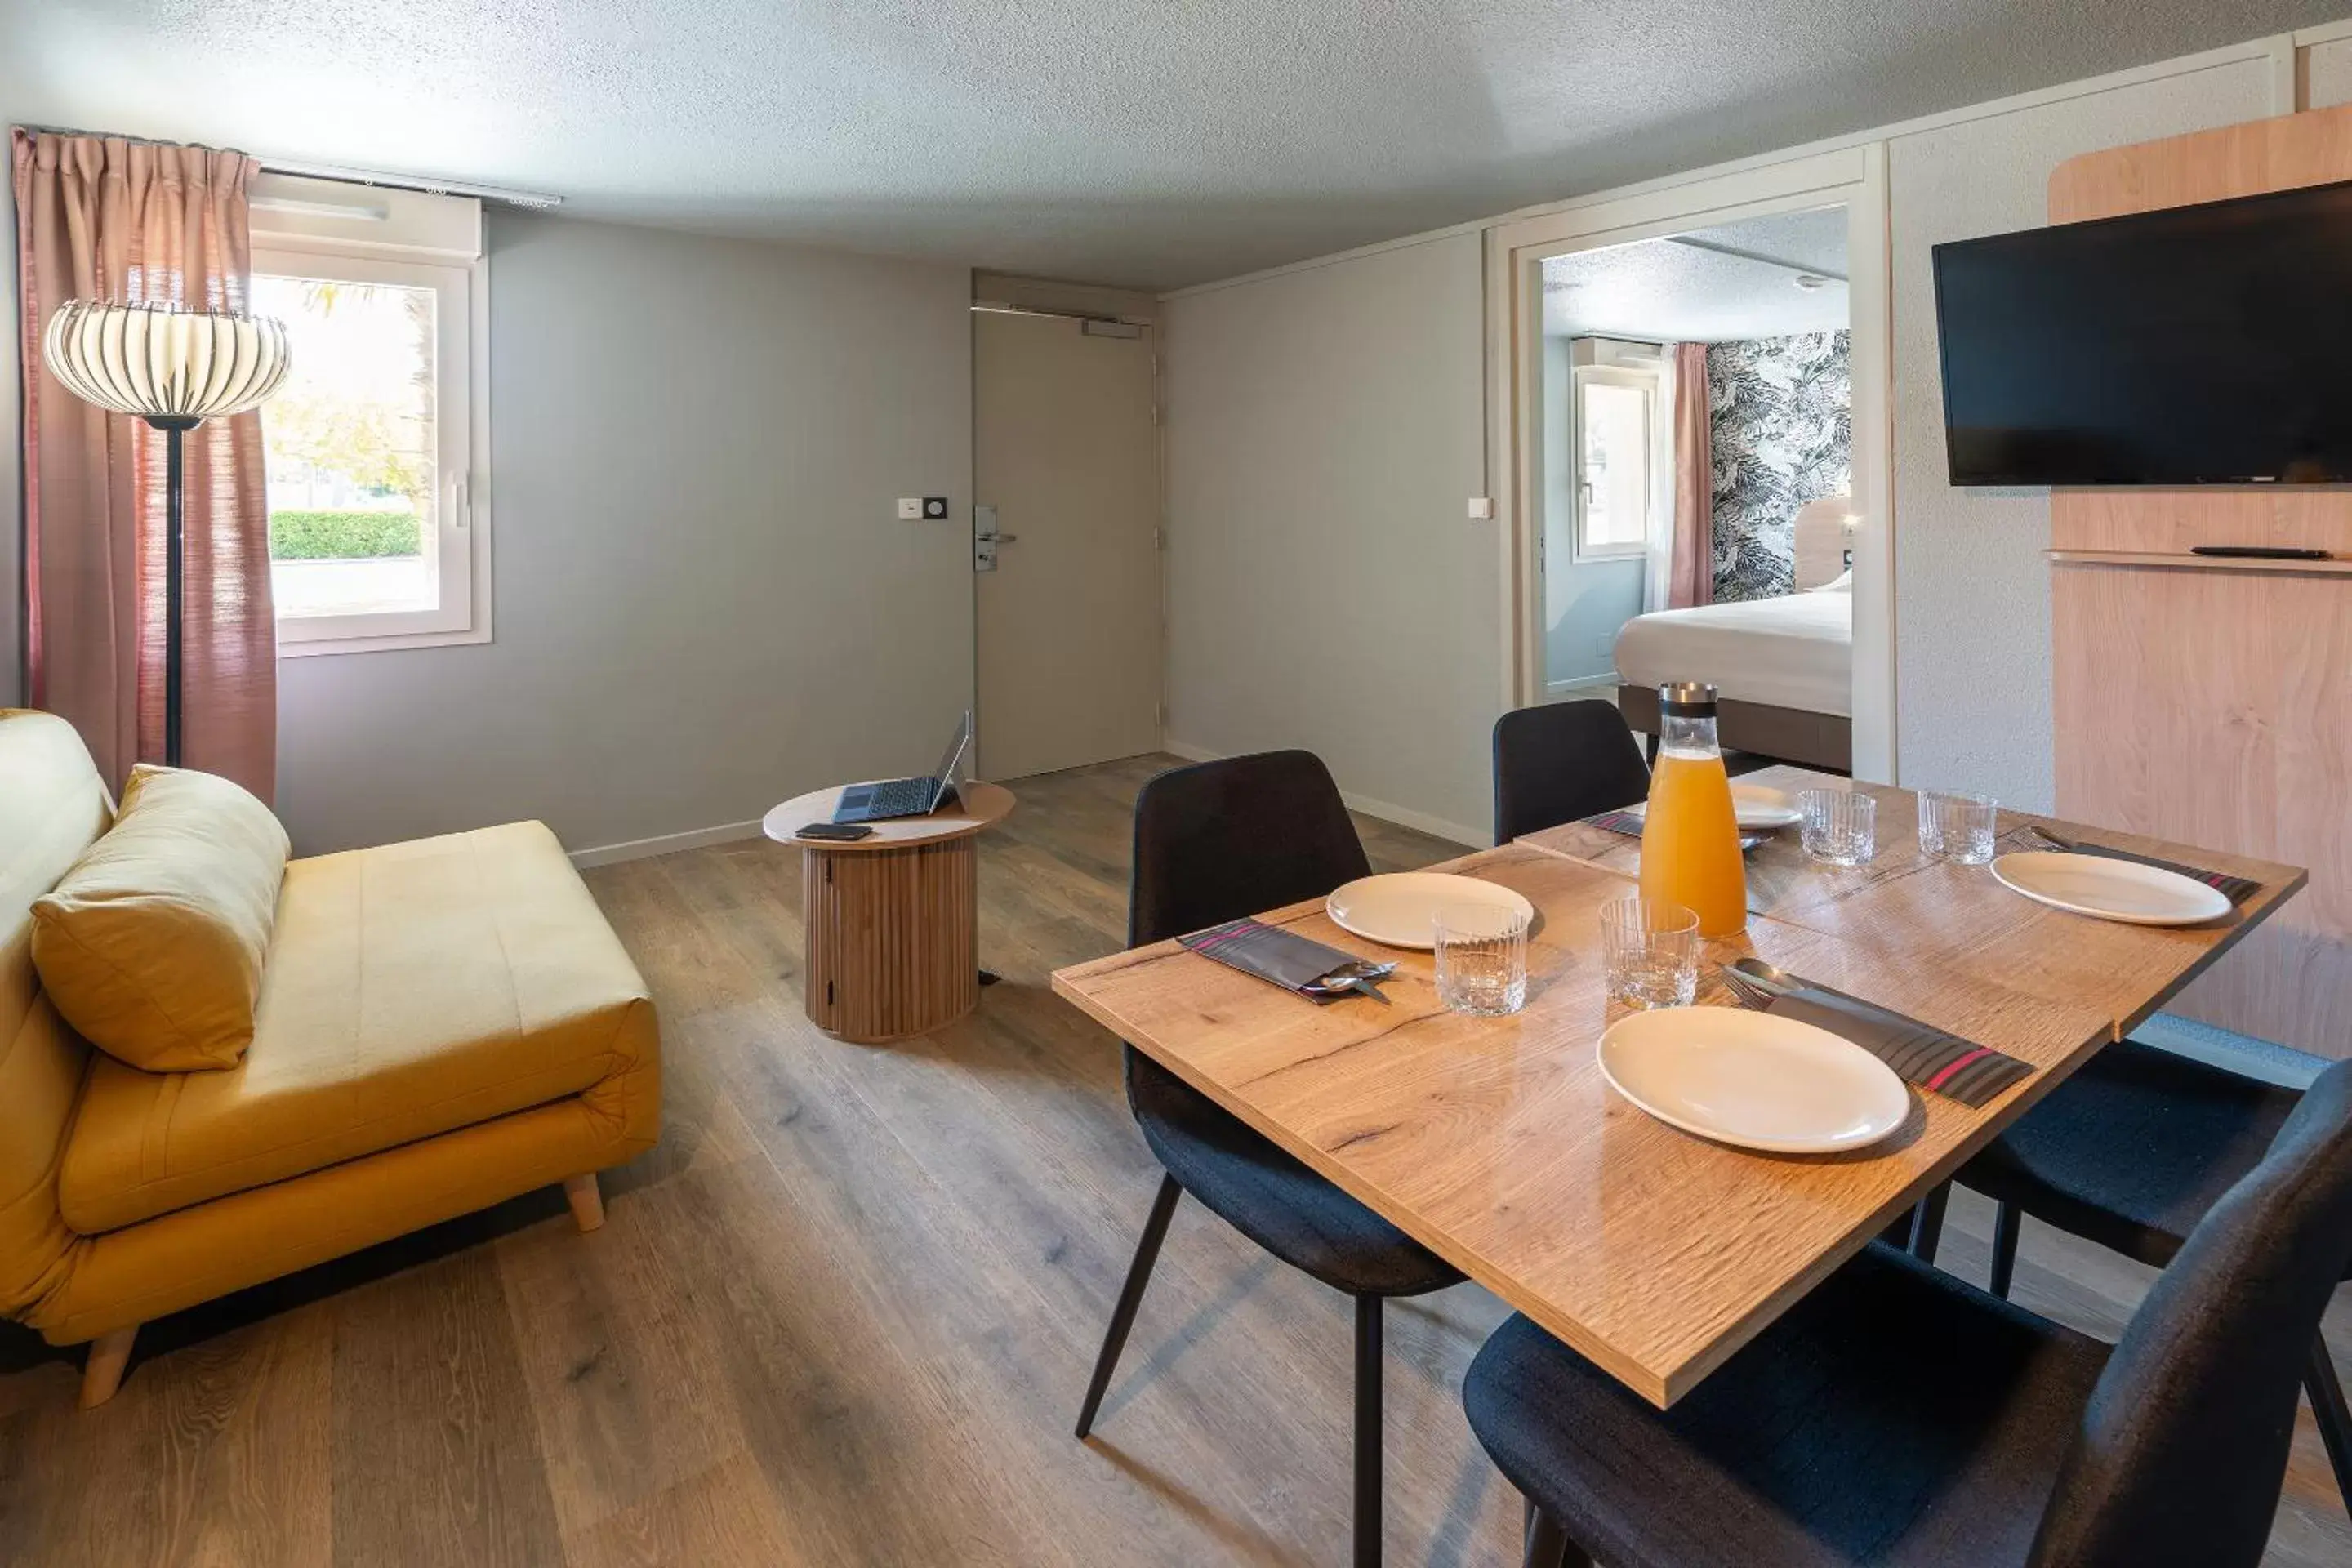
[1540,205,1851,679]
[1493,148,1893,780]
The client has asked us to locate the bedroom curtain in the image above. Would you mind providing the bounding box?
[1666,341,1713,609]
[12,128,278,800]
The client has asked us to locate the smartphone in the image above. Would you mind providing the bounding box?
[796,822,875,842]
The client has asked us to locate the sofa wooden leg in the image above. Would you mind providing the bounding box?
[564,1172,605,1232]
[80,1326,136,1410]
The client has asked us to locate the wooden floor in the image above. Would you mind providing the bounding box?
[1,751,2345,1566]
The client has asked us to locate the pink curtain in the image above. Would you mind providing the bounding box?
[1667,341,1713,610]
[13,129,277,800]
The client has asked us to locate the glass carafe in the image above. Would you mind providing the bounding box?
[1637,682,1748,937]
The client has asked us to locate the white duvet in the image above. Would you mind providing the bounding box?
[1612,590,1853,717]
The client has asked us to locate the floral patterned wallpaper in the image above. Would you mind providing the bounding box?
[1706,330,1850,601]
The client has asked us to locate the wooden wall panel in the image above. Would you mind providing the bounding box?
[2047,105,2352,1057]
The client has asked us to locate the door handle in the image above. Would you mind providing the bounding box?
[994,533,1019,544]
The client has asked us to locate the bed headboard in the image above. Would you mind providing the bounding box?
[1792,497,1857,592]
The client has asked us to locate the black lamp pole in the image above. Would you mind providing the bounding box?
[151,414,203,768]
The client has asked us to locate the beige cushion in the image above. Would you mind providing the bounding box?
[31,765,288,1072]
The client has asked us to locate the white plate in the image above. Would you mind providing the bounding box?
[1597,1008,1911,1155]
[1989,849,2233,927]
[1324,872,1537,951]
[1621,783,1802,831]
[1729,783,1803,830]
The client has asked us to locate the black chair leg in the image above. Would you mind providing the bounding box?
[1987,1200,2021,1298]
[1356,1294,1383,1568]
[1521,1499,1588,1568]
[1907,1182,1951,1264]
[2305,1332,2352,1518]
[1076,1174,1182,1439]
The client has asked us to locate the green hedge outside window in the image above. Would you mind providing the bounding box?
[269,510,424,561]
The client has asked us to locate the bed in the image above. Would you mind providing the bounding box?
[1612,499,1855,771]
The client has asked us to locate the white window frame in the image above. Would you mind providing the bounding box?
[253,176,492,656]
[1570,364,1656,564]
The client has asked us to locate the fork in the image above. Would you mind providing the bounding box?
[2022,822,2078,853]
[1718,966,1777,1012]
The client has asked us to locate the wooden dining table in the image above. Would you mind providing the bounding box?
[1050,768,2303,1409]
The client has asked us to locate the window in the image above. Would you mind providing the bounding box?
[1573,366,1655,561]
[253,176,488,653]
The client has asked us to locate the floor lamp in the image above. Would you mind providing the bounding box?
[42,300,292,767]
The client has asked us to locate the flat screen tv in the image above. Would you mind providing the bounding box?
[1932,179,2352,486]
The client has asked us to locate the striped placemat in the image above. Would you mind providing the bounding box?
[1583,808,1766,853]
[1179,918,1361,998]
[1769,987,2031,1107]
[2049,840,2263,906]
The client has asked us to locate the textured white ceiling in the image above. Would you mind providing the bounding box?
[1543,206,1849,341]
[1,0,2336,287]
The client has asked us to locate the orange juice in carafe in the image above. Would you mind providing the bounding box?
[1638,682,1748,936]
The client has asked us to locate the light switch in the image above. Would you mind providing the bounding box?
[897,497,922,520]
[1467,497,1494,520]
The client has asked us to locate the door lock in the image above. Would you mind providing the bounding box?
[974,505,1018,572]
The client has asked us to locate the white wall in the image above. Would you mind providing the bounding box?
[1884,54,2274,806]
[1163,233,1495,844]
[276,213,974,858]
[1164,29,2315,832]
[2309,30,2352,105]
[1,112,21,708]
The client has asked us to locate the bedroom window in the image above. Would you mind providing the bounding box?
[252,174,491,655]
[1573,366,1655,561]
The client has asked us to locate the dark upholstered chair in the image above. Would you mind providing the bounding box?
[1958,1039,2352,1514]
[1075,751,1463,1568]
[1492,701,1652,843]
[1466,1057,2352,1568]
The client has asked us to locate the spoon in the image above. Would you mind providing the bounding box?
[1728,956,1802,997]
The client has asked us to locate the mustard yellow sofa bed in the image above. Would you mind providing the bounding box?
[0,710,661,1406]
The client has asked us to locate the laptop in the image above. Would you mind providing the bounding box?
[834,711,973,824]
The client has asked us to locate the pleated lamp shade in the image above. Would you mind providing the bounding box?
[42,299,291,423]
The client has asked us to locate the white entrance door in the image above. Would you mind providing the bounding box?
[973,310,1162,781]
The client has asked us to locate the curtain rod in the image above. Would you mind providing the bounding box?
[14,123,560,210]
[258,158,561,211]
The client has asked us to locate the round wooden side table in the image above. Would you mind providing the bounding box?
[761,781,1016,1044]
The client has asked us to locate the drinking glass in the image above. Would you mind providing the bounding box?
[1918,789,1998,865]
[1598,896,1700,1009]
[1433,903,1530,1016]
[1799,788,1876,867]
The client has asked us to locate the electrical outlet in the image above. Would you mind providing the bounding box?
[1595,635,1613,657]
[897,497,922,520]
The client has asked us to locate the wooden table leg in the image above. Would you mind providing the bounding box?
[801,838,981,1043]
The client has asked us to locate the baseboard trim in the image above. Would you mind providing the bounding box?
[569,818,768,869]
[1545,674,1618,697]
[1161,738,1488,849]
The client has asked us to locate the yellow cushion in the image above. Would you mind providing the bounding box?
[30,764,287,1073]
[58,821,656,1234]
